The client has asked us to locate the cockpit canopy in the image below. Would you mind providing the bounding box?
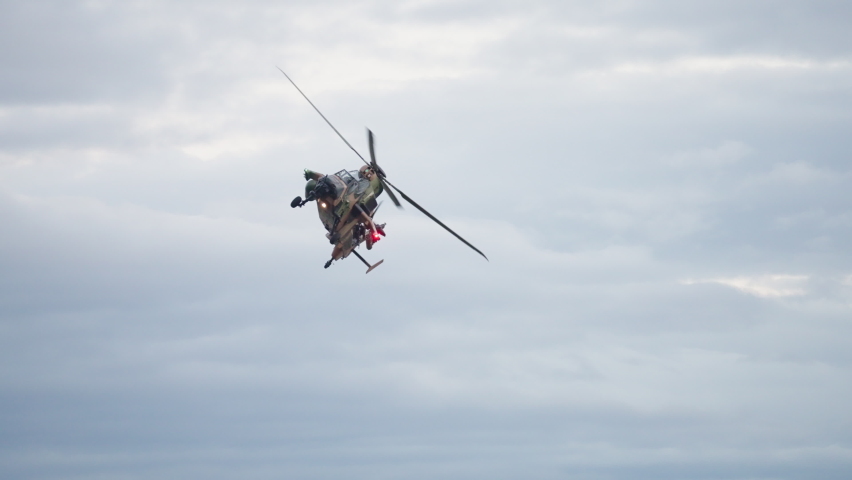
[315,173,348,201]
[334,169,358,185]
[335,169,370,197]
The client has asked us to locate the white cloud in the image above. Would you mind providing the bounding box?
[682,274,810,298]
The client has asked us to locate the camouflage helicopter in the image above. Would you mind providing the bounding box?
[280,68,487,272]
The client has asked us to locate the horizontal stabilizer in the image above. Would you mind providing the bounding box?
[351,249,383,274]
[365,259,384,274]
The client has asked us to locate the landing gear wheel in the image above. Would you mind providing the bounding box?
[324,259,333,269]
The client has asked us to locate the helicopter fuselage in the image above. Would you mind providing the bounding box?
[314,168,384,262]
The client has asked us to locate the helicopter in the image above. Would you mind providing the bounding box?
[279,67,488,273]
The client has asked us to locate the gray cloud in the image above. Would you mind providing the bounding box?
[1,1,852,479]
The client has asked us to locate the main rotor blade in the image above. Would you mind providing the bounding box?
[382,178,488,261]
[378,176,402,208]
[368,129,377,167]
[367,129,386,176]
[366,129,400,208]
[276,67,370,168]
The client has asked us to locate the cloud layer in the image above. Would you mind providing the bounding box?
[1,1,851,479]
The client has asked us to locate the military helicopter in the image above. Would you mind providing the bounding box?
[279,68,488,273]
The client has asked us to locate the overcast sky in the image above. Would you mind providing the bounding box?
[1,1,851,479]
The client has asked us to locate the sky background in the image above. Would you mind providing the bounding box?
[1,1,852,479]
